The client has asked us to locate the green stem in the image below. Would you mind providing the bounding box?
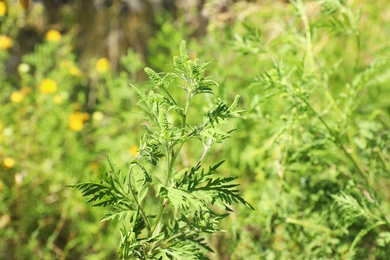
[295,0,315,68]
[150,91,193,235]
[300,96,366,177]
[128,165,151,233]
[150,197,165,236]
[150,146,171,235]
[161,229,198,248]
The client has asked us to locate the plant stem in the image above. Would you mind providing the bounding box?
[295,0,315,69]
[128,165,151,233]
[299,95,367,178]
[150,90,193,235]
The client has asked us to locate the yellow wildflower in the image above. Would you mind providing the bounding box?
[14,173,23,186]
[189,52,197,60]
[10,91,24,103]
[68,112,89,132]
[3,157,15,168]
[17,63,30,73]
[82,113,90,121]
[60,60,71,68]
[96,58,110,73]
[54,95,63,104]
[129,145,139,157]
[69,66,82,77]
[0,35,12,49]
[39,78,57,94]
[21,86,32,94]
[0,214,10,228]
[89,162,100,173]
[92,111,104,123]
[0,2,7,17]
[72,102,81,111]
[45,29,62,43]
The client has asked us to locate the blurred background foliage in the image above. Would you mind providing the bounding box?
[1,0,390,259]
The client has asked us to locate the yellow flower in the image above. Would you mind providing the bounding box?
[54,95,63,104]
[0,35,13,49]
[92,111,104,123]
[3,157,15,168]
[21,86,32,94]
[10,91,24,103]
[0,2,7,17]
[14,173,24,186]
[45,29,62,43]
[96,58,110,73]
[60,60,71,68]
[69,66,82,77]
[189,52,197,60]
[68,112,89,132]
[17,63,30,73]
[82,113,90,121]
[72,102,81,111]
[39,78,57,94]
[89,162,100,173]
[129,145,139,157]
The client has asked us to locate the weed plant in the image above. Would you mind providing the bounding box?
[1,0,389,259]
[71,41,253,259]
[225,0,390,258]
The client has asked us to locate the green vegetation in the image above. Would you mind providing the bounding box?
[71,41,252,259]
[1,0,389,259]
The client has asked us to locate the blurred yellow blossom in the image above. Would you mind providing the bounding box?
[189,52,197,60]
[89,162,101,173]
[10,91,24,103]
[15,173,23,186]
[18,63,30,73]
[39,78,57,94]
[69,66,82,77]
[129,146,139,157]
[21,86,32,94]
[0,214,10,228]
[0,2,7,17]
[72,102,81,111]
[3,157,15,168]
[92,111,104,123]
[45,29,62,42]
[82,113,90,121]
[60,60,71,68]
[54,95,63,104]
[69,112,89,132]
[0,35,12,49]
[96,58,110,73]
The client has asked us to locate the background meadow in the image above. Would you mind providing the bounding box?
[1,0,390,259]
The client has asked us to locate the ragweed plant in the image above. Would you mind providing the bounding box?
[70,41,252,259]
[230,0,390,258]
